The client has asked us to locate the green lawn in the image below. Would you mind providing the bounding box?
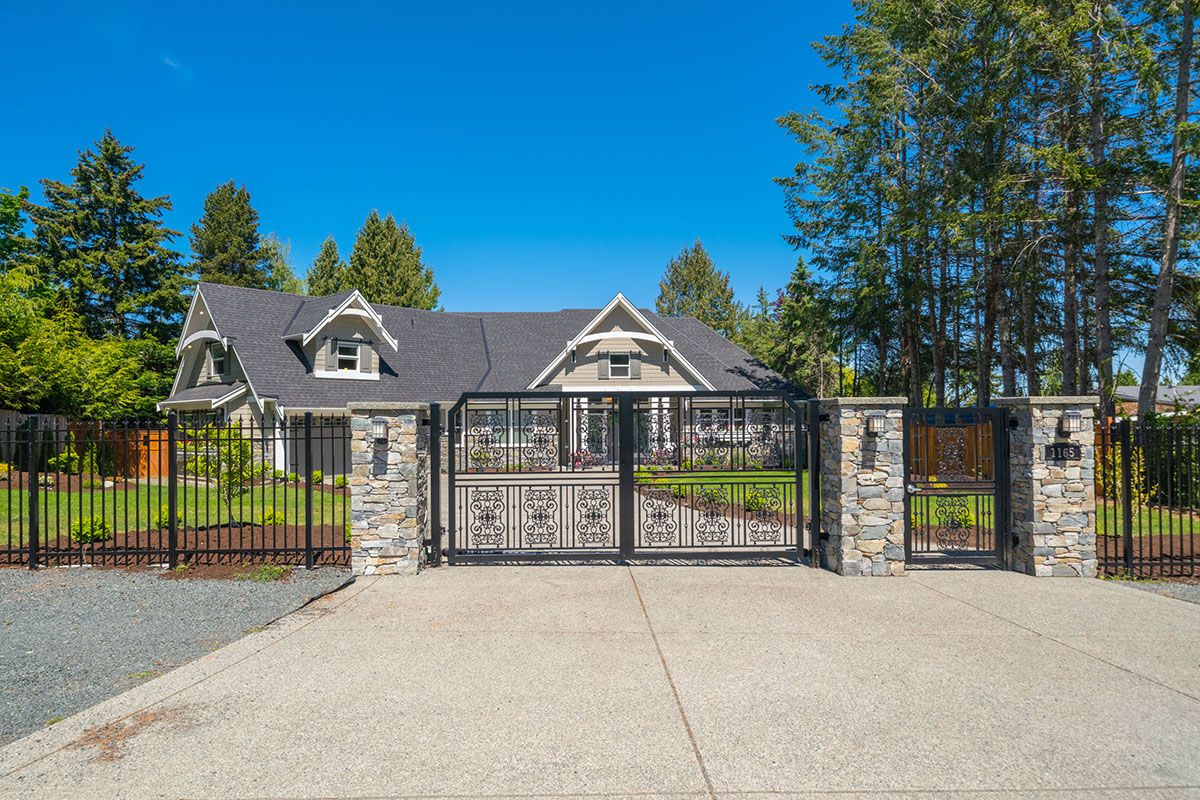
[0,482,348,545]
[1096,504,1200,538]
[634,469,810,513]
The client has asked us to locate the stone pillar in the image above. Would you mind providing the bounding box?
[994,397,1097,577]
[347,403,430,576]
[818,397,907,576]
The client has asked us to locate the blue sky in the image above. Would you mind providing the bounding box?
[2,1,850,312]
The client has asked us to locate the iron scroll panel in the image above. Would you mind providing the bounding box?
[903,407,1008,564]
[445,390,810,563]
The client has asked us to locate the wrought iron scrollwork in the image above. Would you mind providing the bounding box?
[575,487,613,545]
[468,488,506,546]
[745,409,782,467]
[466,410,506,471]
[522,487,558,546]
[639,409,677,466]
[576,410,611,466]
[641,487,679,545]
[692,409,730,468]
[745,485,784,543]
[932,427,970,481]
[694,486,730,543]
[933,495,972,549]
[520,410,558,470]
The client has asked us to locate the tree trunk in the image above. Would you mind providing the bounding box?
[1091,0,1116,419]
[1141,0,1194,417]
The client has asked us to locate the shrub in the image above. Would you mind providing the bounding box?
[47,438,80,472]
[744,488,769,513]
[154,504,183,529]
[333,475,348,489]
[80,444,111,476]
[0,463,10,481]
[71,516,111,544]
[310,469,323,484]
[181,422,262,518]
[1095,440,1155,509]
[286,472,299,484]
[272,469,285,481]
[234,564,291,582]
[259,507,287,526]
[344,527,352,544]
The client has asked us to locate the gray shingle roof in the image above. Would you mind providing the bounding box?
[173,283,802,410]
[161,381,247,404]
[1115,385,1200,407]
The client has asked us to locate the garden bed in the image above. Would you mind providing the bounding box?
[0,469,130,492]
[0,523,350,568]
[1097,532,1200,577]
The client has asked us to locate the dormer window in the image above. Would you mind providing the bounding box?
[609,353,630,378]
[210,343,226,377]
[336,340,360,373]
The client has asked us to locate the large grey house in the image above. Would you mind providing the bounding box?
[159,282,795,427]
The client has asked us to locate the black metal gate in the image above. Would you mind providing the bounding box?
[435,391,819,564]
[902,407,1009,566]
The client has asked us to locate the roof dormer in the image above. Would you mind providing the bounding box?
[283,290,399,351]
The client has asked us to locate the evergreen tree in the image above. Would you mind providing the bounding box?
[734,288,781,368]
[261,233,303,294]
[0,186,30,270]
[775,259,837,397]
[343,211,440,308]
[190,181,269,288]
[306,236,347,296]
[30,130,187,340]
[655,239,740,338]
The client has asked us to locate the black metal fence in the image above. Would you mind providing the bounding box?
[1,412,351,569]
[1097,418,1200,577]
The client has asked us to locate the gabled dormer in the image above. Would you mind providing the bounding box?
[284,290,398,381]
[528,292,714,390]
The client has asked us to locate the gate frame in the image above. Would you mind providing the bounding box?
[901,406,1011,567]
[436,389,819,566]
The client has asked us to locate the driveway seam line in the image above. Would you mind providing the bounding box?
[1,575,380,778]
[626,565,716,800]
[911,576,1200,705]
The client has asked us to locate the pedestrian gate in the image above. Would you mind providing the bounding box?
[433,391,819,564]
[902,407,1009,565]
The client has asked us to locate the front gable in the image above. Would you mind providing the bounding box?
[529,293,713,390]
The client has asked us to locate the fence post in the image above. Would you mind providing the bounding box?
[304,412,314,570]
[1119,417,1134,576]
[807,398,821,569]
[429,403,442,567]
[167,412,179,569]
[27,414,39,570]
[618,394,634,558]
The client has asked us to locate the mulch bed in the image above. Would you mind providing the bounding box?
[0,470,130,492]
[1098,532,1200,578]
[0,524,350,569]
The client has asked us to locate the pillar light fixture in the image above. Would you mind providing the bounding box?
[372,417,389,442]
[1060,410,1083,434]
[865,414,887,434]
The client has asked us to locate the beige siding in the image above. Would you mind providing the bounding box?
[307,319,380,375]
[539,306,703,388]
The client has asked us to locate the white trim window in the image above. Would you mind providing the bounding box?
[210,343,226,377]
[609,352,630,378]
[336,340,360,373]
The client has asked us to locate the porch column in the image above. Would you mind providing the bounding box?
[818,397,907,576]
[994,397,1097,577]
[347,403,431,576]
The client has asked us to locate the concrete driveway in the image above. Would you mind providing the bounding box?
[2,567,1199,799]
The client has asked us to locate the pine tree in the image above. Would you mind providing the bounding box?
[775,259,836,397]
[0,186,30,270]
[190,181,269,288]
[306,236,347,296]
[655,239,740,338]
[261,233,303,294]
[343,211,440,308]
[30,130,187,340]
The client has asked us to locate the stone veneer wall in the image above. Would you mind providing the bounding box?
[819,397,907,576]
[995,397,1097,577]
[347,403,430,576]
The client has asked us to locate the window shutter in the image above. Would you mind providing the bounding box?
[597,352,609,380]
[630,351,641,379]
[326,338,338,372]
